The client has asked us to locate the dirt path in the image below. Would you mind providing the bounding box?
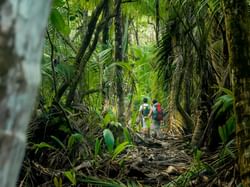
[125,133,192,186]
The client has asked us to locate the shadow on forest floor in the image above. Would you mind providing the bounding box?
[126,133,192,186]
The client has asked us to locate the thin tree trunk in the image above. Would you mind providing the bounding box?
[101,0,110,112]
[131,21,140,46]
[222,0,250,186]
[191,71,210,147]
[184,57,192,116]
[0,1,51,187]
[57,0,106,104]
[102,0,110,47]
[66,17,109,106]
[175,57,194,131]
[155,0,160,46]
[115,0,125,124]
[65,0,109,105]
[75,0,106,65]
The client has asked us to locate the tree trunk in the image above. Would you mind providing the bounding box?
[102,0,110,47]
[184,56,192,116]
[114,0,125,124]
[66,17,108,106]
[222,0,250,186]
[65,0,107,105]
[191,70,210,147]
[101,0,110,112]
[155,0,160,46]
[175,57,194,131]
[0,1,51,187]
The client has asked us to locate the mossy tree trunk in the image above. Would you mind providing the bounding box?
[114,0,125,124]
[0,1,51,187]
[101,0,111,113]
[155,0,160,46]
[222,0,250,186]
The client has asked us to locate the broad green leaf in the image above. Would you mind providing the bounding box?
[50,8,70,36]
[103,129,115,153]
[213,94,233,119]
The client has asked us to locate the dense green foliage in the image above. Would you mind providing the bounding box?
[18,0,250,186]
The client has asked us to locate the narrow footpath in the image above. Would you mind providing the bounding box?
[123,133,192,186]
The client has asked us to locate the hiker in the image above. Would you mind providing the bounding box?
[139,97,151,134]
[149,99,163,138]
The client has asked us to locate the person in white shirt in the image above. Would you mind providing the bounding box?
[139,98,151,135]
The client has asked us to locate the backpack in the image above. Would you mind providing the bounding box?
[142,104,150,116]
[152,103,163,121]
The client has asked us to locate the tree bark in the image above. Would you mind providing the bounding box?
[0,1,51,187]
[65,0,111,106]
[75,0,106,65]
[57,0,107,104]
[222,0,250,186]
[66,17,110,106]
[191,70,210,147]
[101,0,111,112]
[155,0,160,46]
[114,0,125,124]
[102,0,110,47]
[175,57,194,131]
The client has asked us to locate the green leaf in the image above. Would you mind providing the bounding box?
[32,142,55,154]
[67,133,83,149]
[112,141,132,160]
[123,128,133,144]
[53,0,65,7]
[56,63,75,82]
[103,129,115,153]
[53,177,62,187]
[218,126,226,143]
[225,115,236,138]
[53,177,59,187]
[59,124,71,133]
[212,94,233,119]
[50,8,70,36]
[94,138,102,158]
[224,146,236,159]
[193,148,202,162]
[81,176,127,187]
[51,135,66,150]
[103,110,116,126]
[64,170,76,185]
